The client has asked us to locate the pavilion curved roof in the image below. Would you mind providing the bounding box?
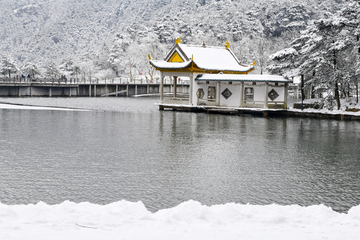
[149,60,193,69]
[149,42,255,74]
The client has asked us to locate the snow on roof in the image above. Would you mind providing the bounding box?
[195,74,292,82]
[179,43,252,72]
[150,43,254,73]
[149,60,192,69]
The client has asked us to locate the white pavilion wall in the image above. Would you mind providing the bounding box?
[243,82,266,104]
[219,83,241,107]
[268,84,286,102]
[193,81,216,103]
[192,79,287,107]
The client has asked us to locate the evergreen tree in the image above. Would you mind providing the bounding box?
[21,63,41,78]
[1,55,18,78]
[268,0,360,109]
[59,58,74,76]
[71,66,81,81]
[45,61,60,79]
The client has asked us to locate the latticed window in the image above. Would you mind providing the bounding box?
[208,86,216,100]
[245,87,254,101]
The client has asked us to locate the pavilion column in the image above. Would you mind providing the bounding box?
[173,76,177,98]
[216,81,220,106]
[240,82,244,107]
[189,72,193,105]
[264,82,269,109]
[160,71,164,102]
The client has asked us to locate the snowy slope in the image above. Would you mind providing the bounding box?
[0,0,343,73]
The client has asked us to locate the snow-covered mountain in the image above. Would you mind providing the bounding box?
[0,0,344,76]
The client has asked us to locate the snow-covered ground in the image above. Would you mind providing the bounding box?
[1,200,359,240]
[290,97,360,116]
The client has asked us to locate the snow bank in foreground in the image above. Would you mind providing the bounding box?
[1,201,359,240]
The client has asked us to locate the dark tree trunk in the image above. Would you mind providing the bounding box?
[333,47,341,109]
[335,83,341,110]
[356,79,359,103]
[301,74,305,101]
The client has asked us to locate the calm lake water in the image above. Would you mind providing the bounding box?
[0,97,359,213]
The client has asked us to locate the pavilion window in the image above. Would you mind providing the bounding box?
[197,88,205,99]
[245,87,254,101]
[208,86,216,100]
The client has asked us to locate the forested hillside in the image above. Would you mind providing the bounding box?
[0,0,344,78]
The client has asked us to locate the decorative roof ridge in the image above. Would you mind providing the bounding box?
[178,43,228,50]
[150,59,191,63]
[164,44,189,62]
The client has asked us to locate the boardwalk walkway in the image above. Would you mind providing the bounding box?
[0,77,189,97]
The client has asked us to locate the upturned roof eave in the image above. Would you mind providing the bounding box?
[195,74,292,83]
[149,60,254,73]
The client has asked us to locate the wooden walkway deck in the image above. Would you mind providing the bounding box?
[158,103,360,121]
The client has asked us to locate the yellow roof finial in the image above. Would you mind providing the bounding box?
[175,37,181,44]
[224,40,230,50]
[191,54,194,61]
[251,60,257,66]
[148,54,152,60]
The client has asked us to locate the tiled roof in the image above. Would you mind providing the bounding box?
[195,74,292,83]
[150,43,254,73]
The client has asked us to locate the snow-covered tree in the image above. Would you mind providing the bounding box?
[257,37,267,75]
[45,61,60,79]
[59,58,75,76]
[71,66,81,81]
[108,34,129,76]
[78,60,94,82]
[339,0,360,102]
[94,43,111,70]
[0,0,345,73]
[21,63,41,78]
[1,55,18,78]
[268,0,360,109]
